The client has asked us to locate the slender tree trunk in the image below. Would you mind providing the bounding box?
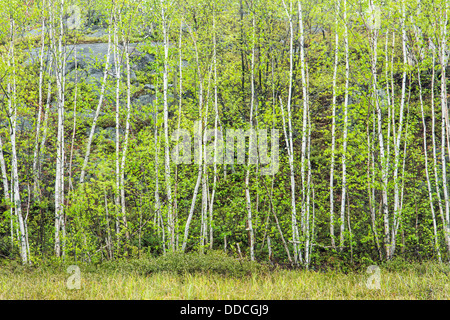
[173,20,184,252]
[244,13,256,261]
[418,58,441,261]
[208,9,219,250]
[305,108,312,266]
[0,135,9,206]
[104,189,113,259]
[430,38,449,255]
[161,0,174,251]
[154,87,165,253]
[339,0,349,250]
[298,0,308,265]
[389,0,408,259]
[368,0,389,259]
[201,65,213,252]
[261,179,293,265]
[112,7,122,249]
[120,28,131,242]
[329,0,339,250]
[52,0,67,258]
[37,52,53,185]
[68,49,78,192]
[439,1,450,255]
[79,9,113,184]
[8,18,28,264]
[281,0,299,264]
[32,0,47,199]
[181,26,204,252]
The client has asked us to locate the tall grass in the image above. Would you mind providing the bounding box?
[0,252,449,299]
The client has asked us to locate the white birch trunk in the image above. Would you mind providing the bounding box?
[112,7,122,246]
[54,0,66,258]
[244,14,256,261]
[161,0,174,251]
[281,0,299,264]
[418,65,441,261]
[368,0,389,259]
[32,0,47,198]
[389,0,408,260]
[8,18,28,264]
[154,87,165,253]
[69,49,78,191]
[339,0,349,250]
[181,26,203,252]
[79,10,113,184]
[0,135,9,205]
[208,11,219,250]
[329,0,339,249]
[430,39,449,255]
[120,29,131,242]
[439,0,450,254]
[298,0,308,264]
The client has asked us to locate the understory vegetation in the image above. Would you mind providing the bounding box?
[1,251,450,299]
[1,0,450,275]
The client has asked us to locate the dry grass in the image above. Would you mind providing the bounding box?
[0,263,449,299]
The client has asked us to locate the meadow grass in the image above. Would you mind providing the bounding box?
[0,260,449,299]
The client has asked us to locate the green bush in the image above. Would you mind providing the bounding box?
[100,250,268,277]
[381,257,417,273]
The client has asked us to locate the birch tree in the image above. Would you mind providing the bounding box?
[417,57,441,262]
[79,7,113,184]
[32,0,47,199]
[438,0,450,256]
[181,15,204,253]
[244,0,257,261]
[388,0,408,260]
[280,0,299,265]
[329,0,339,249]
[298,0,309,265]
[339,0,349,250]
[6,14,28,264]
[53,0,67,258]
[208,0,219,251]
[119,2,135,243]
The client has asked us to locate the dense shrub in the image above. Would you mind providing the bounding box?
[100,250,268,277]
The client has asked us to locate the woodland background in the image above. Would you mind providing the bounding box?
[0,0,449,269]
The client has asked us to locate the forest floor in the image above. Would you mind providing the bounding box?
[1,257,450,299]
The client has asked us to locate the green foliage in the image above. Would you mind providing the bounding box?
[101,250,268,277]
[0,0,450,269]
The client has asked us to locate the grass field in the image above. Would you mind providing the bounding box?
[1,252,450,299]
